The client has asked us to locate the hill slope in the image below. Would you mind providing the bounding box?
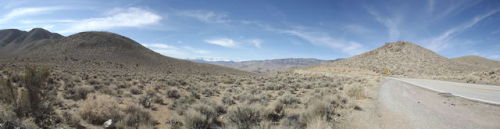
[313,41,482,77]
[0,29,247,75]
[451,55,500,70]
[0,28,63,46]
[193,58,332,73]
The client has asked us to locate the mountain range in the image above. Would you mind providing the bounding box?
[191,58,336,73]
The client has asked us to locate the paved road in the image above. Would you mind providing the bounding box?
[390,77,500,105]
[376,78,500,129]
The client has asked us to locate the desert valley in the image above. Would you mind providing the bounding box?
[0,28,499,129]
[1,1,500,129]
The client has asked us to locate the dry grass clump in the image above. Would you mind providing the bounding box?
[183,103,223,129]
[226,105,262,129]
[64,86,94,101]
[79,93,123,125]
[61,111,82,128]
[115,104,155,128]
[299,98,337,127]
[262,102,285,122]
[347,84,367,100]
[167,88,181,99]
[278,93,301,108]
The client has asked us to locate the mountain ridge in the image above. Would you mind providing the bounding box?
[193,58,334,73]
[0,28,248,75]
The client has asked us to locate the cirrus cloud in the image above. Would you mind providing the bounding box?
[59,7,162,34]
[0,6,64,23]
[205,38,239,48]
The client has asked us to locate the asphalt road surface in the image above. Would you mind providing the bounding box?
[391,77,500,105]
[376,78,500,129]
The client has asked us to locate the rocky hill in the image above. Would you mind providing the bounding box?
[451,55,500,70]
[0,28,247,75]
[194,58,333,73]
[313,41,486,77]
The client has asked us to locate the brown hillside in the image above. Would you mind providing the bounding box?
[314,41,482,77]
[0,29,247,75]
[0,28,63,47]
[451,55,500,70]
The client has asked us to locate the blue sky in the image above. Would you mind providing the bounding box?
[1,0,499,61]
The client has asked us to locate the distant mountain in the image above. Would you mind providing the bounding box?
[313,41,486,77]
[0,28,63,49]
[193,58,334,73]
[0,28,247,75]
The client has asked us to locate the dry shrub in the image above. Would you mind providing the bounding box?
[300,99,336,128]
[226,105,261,129]
[183,110,211,129]
[130,87,142,95]
[62,111,81,127]
[262,102,284,122]
[169,95,196,115]
[0,79,16,105]
[0,104,34,129]
[79,93,123,125]
[115,104,155,128]
[182,103,222,129]
[347,85,366,99]
[167,88,181,99]
[221,96,235,106]
[16,66,60,127]
[65,86,93,101]
[0,66,61,128]
[305,117,333,129]
[278,93,300,108]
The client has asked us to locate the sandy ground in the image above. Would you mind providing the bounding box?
[341,78,500,129]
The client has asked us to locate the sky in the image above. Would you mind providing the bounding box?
[1,0,499,61]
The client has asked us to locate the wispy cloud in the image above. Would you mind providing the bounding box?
[141,43,210,59]
[247,39,262,48]
[20,19,77,24]
[59,7,161,34]
[183,46,210,54]
[367,8,401,41]
[205,38,239,48]
[271,27,365,55]
[177,10,229,23]
[426,9,499,51]
[429,0,481,22]
[487,55,500,60]
[427,0,435,13]
[0,7,63,23]
[344,24,371,35]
